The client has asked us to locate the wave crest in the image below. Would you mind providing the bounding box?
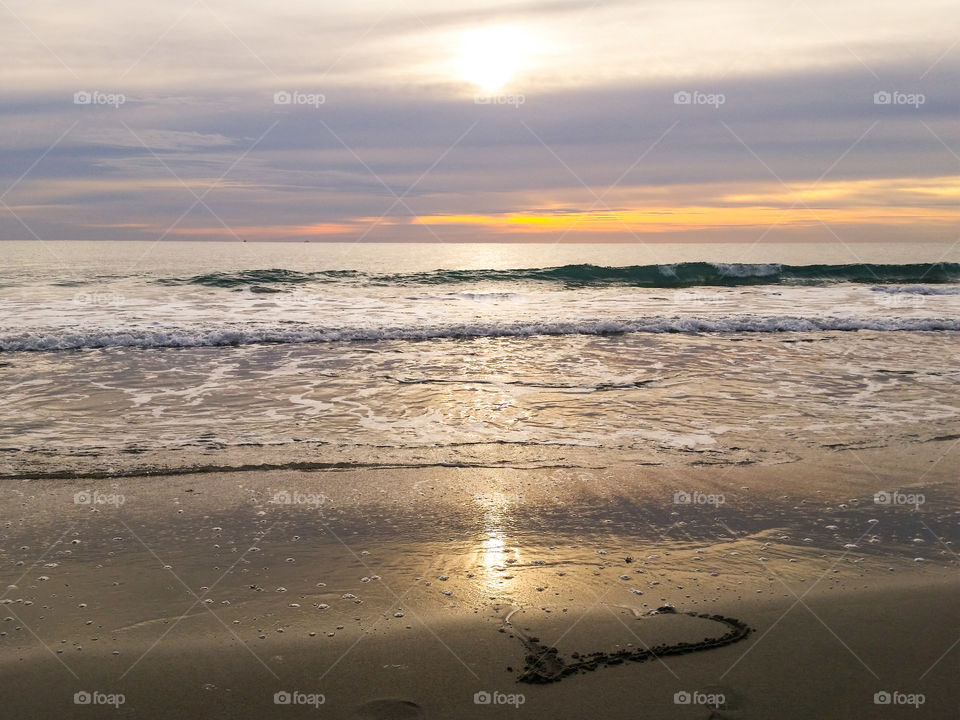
[155,262,960,290]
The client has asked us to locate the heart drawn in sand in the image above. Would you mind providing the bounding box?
[510,606,753,684]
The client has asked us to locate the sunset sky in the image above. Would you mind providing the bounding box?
[1,0,958,242]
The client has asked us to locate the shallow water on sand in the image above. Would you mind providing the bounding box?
[3,330,958,478]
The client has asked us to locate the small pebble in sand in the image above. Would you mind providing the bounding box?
[342,593,357,599]
[394,612,404,618]
[619,575,630,581]
[317,603,330,610]
[289,603,300,608]
[441,590,453,596]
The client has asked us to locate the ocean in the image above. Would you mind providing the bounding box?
[2,241,959,479]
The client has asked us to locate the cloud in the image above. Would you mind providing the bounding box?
[75,128,235,151]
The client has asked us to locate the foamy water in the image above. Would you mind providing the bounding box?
[1,241,958,477]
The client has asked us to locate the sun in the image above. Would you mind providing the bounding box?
[456,26,527,93]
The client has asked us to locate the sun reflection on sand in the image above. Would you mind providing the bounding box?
[474,491,522,594]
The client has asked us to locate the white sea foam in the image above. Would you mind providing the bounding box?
[2,316,958,352]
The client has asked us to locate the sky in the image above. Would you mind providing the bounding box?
[1,0,958,243]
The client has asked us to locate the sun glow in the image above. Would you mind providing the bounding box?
[456,26,528,92]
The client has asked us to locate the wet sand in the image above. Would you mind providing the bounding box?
[1,443,958,718]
